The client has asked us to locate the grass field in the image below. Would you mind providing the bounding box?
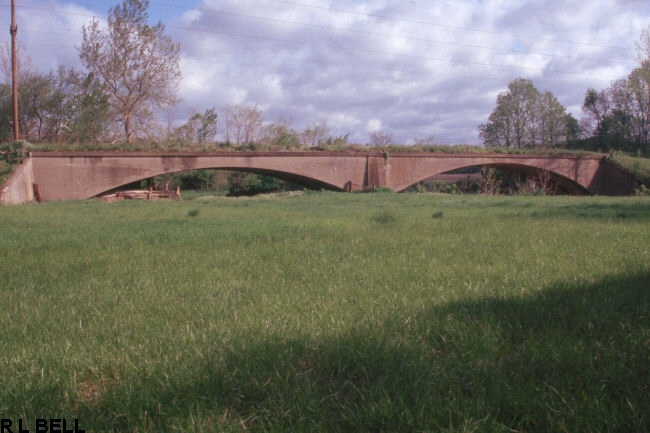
[1,192,649,432]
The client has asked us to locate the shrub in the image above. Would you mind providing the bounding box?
[371,210,399,224]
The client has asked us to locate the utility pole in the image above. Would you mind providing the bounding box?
[10,0,20,141]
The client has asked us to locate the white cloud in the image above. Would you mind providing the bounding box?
[3,0,650,144]
[367,118,382,132]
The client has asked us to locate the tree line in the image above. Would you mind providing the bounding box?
[580,30,650,156]
[478,78,579,148]
[480,28,650,156]
[0,0,396,149]
[1,0,650,157]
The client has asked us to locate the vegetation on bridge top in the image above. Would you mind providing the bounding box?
[611,152,650,187]
[15,139,603,155]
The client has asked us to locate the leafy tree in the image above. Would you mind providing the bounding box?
[625,62,650,154]
[539,91,569,147]
[44,66,76,141]
[582,88,611,137]
[196,108,218,145]
[41,66,106,143]
[79,0,181,143]
[564,113,580,142]
[479,78,570,148]
[579,27,650,155]
[18,73,51,141]
[68,71,111,144]
[174,108,218,146]
[480,78,538,148]
[0,83,11,141]
[317,133,350,150]
[260,118,301,149]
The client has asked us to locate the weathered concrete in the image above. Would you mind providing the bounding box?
[381,153,636,195]
[17,151,640,202]
[0,157,34,205]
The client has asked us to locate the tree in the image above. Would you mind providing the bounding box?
[79,0,181,143]
[260,118,301,149]
[300,121,329,147]
[0,41,33,85]
[414,134,436,146]
[222,103,264,145]
[19,73,51,141]
[0,83,11,141]
[68,71,111,144]
[196,108,219,145]
[539,91,569,147]
[479,78,569,148]
[369,130,394,146]
[174,108,218,146]
[480,78,539,148]
[44,66,74,141]
[625,62,650,154]
[579,27,650,155]
[582,88,611,137]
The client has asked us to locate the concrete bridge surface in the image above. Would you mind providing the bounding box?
[0,151,639,203]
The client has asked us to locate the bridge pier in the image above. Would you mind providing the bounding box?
[363,153,389,191]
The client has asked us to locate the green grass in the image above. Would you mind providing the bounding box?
[0,159,13,186]
[1,193,649,432]
[23,140,603,155]
[611,153,650,187]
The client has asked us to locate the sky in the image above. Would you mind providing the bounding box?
[1,0,650,145]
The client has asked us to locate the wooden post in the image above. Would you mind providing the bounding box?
[10,0,20,141]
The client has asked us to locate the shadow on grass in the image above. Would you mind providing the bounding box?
[72,271,649,432]
[468,199,650,222]
[530,201,650,221]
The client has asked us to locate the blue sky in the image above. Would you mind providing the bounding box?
[80,1,200,23]
[2,0,650,144]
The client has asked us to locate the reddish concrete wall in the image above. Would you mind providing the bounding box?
[0,157,34,205]
[28,151,638,201]
[383,153,605,192]
[31,152,371,201]
[589,158,642,195]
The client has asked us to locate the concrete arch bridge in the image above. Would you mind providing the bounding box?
[2,151,638,202]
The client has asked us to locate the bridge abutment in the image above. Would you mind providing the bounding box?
[0,157,34,205]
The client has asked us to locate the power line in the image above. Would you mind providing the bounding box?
[5,1,634,59]
[163,5,619,64]
[0,1,633,84]
[162,23,623,82]
[266,0,630,50]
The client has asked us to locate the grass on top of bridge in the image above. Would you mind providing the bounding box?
[0,192,649,432]
[612,152,650,187]
[22,139,604,155]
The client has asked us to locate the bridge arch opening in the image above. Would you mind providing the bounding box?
[406,163,589,195]
[97,167,341,199]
